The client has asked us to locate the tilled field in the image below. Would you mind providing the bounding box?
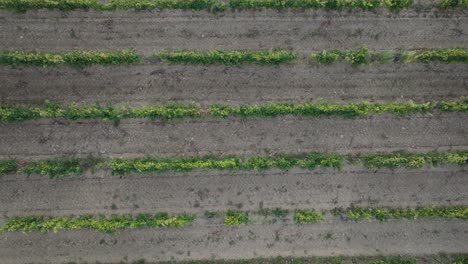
[0,1,467,264]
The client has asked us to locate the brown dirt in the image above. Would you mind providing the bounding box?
[0,166,466,217]
[0,9,467,56]
[1,63,467,106]
[0,113,466,160]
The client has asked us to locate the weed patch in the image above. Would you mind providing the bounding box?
[0,213,195,233]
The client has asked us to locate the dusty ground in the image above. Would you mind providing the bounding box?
[0,166,466,217]
[1,9,467,56]
[0,219,466,263]
[0,113,466,160]
[1,63,467,106]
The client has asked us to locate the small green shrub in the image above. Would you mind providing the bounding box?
[225,210,249,226]
[0,213,195,233]
[152,50,297,65]
[293,210,324,223]
[0,160,17,175]
[21,159,82,178]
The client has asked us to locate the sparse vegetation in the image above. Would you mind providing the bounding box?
[108,152,343,175]
[5,98,463,122]
[0,0,226,12]
[0,160,17,176]
[0,50,141,67]
[335,207,468,221]
[0,0,420,12]
[0,213,196,233]
[1,150,465,177]
[440,0,467,8]
[311,48,468,65]
[293,210,325,223]
[0,101,201,122]
[21,159,82,178]
[154,255,467,264]
[362,151,468,169]
[225,210,249,226]
[228,0,413,10]
[152,50,298,65]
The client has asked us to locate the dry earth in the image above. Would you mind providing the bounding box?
[1,63,467,106]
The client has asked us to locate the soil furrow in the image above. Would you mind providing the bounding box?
[1,10,467,56]
[0,219,466,263]
[0,113,466,159]
[1,63,467,106]
[0,167,466,217]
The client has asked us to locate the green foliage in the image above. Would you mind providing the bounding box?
[0,213,195,233]
[311,47,371,65]
[228,0,412,10]
[209,100,440,118]
[3,98,466,123]
[311,48,468,65]
[0,160,17,175]
[344,47,371,65]
[403,49,468,63]
[107,153,342,175]
[21,159,82,178]
[152,50,298,65]
[294,210,324,223]
[311,50,341,64]
[0,0,101,12]
[440,0,467,8]
[439,97,468,112]
[258,208,289,218]
[341,207,468,221]
[0,102,201,122]
[0,0,225,12]
[1,150,465,177]
[108,0,226,11]
[362,151,468,169]
[225,210,249,226]
[0,50,141,67]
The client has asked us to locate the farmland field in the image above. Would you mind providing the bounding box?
[0,0,467,263]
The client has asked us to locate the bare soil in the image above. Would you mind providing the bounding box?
[0,9,467,56]
[0,113,466,160]
[1,63,467,106]
[0,166,466,217]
